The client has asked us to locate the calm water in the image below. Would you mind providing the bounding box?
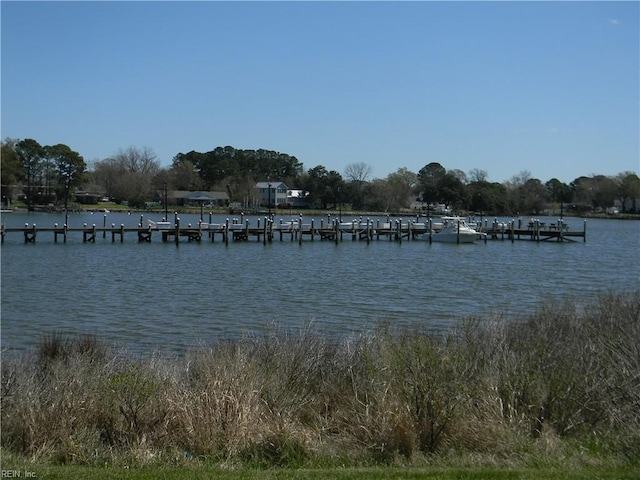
[1,211,639,354]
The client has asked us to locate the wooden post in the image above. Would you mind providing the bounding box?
[103,214,107,238]
[175,217,180,245]
[120,224,124,243]
[225,218,229,245]
[299,215,303,245]
[558,219,562,242]
[366,218,370,245]
[24,224,34,243]
[583,220,587,242]
[263,217,267,245]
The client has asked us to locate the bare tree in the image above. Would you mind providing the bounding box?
[344,162,373,209]
[506,170,532,189]
[468,168,488,183]
[449,169,468,184]
[114,146,160,175]
[91,147,161,206]
[344,162,373,184]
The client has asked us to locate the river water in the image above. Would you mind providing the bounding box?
[1,211,638,354]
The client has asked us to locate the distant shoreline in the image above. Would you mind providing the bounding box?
[3,205,639,221]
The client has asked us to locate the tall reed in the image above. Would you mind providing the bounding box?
[1,292,638,467]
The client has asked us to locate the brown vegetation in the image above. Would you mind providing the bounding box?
[1,292,638,468]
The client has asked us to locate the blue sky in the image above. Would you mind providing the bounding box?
[2,1,638,184]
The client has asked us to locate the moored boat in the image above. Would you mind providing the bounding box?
[421,217,485,243]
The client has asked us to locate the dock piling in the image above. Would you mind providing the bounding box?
[2,216,587,245]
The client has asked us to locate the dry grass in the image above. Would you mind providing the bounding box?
[2,292,638,469]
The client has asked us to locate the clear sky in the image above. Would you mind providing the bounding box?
[2,1,638,184]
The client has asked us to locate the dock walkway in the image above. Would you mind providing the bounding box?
[1,215,586,245]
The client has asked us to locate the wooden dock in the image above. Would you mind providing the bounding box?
[479,218,587,243]
[0,216,586,245]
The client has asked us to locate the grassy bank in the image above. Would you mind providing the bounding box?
[1,452,638,480]
[1,292,638,474]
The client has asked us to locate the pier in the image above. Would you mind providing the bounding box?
[1,214,586,245]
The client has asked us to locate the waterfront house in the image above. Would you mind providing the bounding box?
[170,190,229,207]
[287,189,310,208]
[255,182,288,207]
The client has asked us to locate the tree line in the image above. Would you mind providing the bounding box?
[2,138,639,215]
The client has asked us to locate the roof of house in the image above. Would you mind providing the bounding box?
[171,191,229,200]
[255,182,288,189]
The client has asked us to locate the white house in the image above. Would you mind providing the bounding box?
[614,197,640,214]
[410,201,451,215]
[255,182,288,207]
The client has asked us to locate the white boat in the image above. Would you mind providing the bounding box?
[421,217,485,243]
[338,220,372,233]
[147,219,172,230]
[274,220,300,232]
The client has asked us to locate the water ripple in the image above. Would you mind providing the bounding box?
[1,213,638,353]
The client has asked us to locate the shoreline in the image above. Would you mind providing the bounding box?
[3,205,639,221]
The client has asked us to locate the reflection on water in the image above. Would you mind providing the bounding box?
[1,212,639,354]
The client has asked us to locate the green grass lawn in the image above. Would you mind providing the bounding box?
[0,464,638,480]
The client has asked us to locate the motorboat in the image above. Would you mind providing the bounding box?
[422,217,485,243]
[147,219,172,230]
